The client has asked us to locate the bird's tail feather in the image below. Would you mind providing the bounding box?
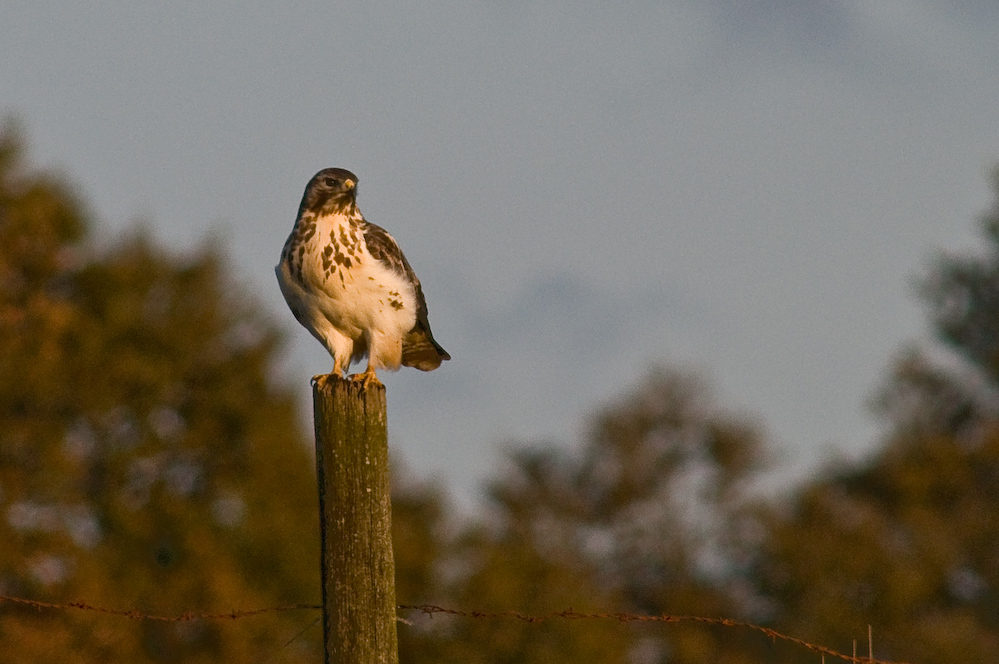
[402,329,450,371]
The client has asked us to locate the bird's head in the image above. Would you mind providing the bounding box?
[299,167,359,216]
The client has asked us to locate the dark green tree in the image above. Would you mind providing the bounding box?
[391,471,459,663]
[395,369,769,664]
[0,125,321,663]
[879,168,999,438]
[756,171,999,663]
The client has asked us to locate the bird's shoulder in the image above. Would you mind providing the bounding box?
[361,220,418,284]
[359,219,439,328]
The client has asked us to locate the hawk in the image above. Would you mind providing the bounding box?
[276,168,450,387]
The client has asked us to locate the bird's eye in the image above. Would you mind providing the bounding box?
[324,177,338,188]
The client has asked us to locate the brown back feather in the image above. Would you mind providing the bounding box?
[363,221,450,370]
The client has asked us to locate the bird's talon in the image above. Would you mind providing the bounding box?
[312,371,345,388]
[349,371,383,390]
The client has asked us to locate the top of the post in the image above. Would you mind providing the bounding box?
[311,374,387,411]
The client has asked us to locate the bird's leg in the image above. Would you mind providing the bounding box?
[348,332,383,390]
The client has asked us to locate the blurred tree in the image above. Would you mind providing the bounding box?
[395,369,770,664]
[878,167,999,438]
[757,430,999,663]
[0,125,321,663]
[756,171,999,663]
[391,470,458,663]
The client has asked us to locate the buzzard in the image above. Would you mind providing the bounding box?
[276,168,449,387]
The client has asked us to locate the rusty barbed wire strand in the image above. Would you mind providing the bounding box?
[0,593,908,664]
[0,593,320,622]
[398,604,908,664]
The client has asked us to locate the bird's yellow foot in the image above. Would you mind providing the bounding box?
[349,369,383,390]
[311,370,343,388]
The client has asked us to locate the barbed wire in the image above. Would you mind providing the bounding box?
[398,604,907,664]
[0,593,907,664]
[0,593,319,622]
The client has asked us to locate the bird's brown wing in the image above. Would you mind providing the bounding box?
[362,221,450,370]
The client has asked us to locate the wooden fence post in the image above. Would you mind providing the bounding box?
[312,376,398,664]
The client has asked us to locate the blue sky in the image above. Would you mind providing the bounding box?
[4,1,999,502]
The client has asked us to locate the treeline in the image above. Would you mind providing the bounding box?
[2,125,998,663]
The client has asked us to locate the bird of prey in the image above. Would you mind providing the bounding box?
[276,168,450,387]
